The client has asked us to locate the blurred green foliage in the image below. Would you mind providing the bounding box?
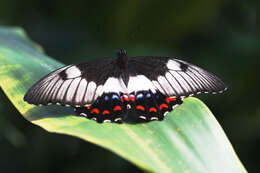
[0,0,258,172]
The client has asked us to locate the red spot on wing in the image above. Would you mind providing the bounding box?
[121,94,129,102]
[129,95,135,102]
[91,108,100,114]
[159,103,168,110]
[102,110,110,115]
[149,107,157,112]
[166,97,176,103]
[113,105,122,111]
[136,105,145,111]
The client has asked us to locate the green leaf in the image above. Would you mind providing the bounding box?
[0,27,247,173]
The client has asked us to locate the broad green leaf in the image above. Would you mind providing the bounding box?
[0,27,247,173]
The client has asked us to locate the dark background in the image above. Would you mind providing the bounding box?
[0,0,258,172]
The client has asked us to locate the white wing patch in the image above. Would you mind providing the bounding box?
[65,78,81,102]
[95,85,104,99]
[166,59,182,71]
[101,77,127,94]
[56,79,73,100]
[152,80,166,94]
[128,75,156,94]
[164,72,183,94]
[65,66,82,78]
[169,71,190,94]
[74,78,88,103]
[157,76,176,95]
[85,81,97,102]
[175,71,199,93]
[50,77,64,101]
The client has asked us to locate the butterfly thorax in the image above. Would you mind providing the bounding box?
[116,49,128,70]
[116,49,130,84]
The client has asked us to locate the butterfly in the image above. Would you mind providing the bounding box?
[24,49,227,123]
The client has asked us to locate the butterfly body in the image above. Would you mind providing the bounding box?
[24,49,227,123]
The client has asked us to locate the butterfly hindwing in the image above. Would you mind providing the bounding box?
[75,93,125,123]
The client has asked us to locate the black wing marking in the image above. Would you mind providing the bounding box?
[24,58,126,106]
[129,56,227,97]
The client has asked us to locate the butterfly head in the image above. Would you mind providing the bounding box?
[117,49,127,57]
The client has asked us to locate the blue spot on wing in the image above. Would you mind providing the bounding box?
[146,93,151,98]
[136,93,144,99]
[112,94,120,100]
[104,95,109,101]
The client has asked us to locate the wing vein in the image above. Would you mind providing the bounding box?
[164,74,178,96]
[176,71,195,93]
[188,66,216,91]
[187,69,208,91]
[43,76,60,104]
[168,71,186,95]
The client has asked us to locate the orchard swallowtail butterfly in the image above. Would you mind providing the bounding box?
[24,49,227,123]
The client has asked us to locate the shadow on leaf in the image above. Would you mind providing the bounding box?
[24,105,74,121]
